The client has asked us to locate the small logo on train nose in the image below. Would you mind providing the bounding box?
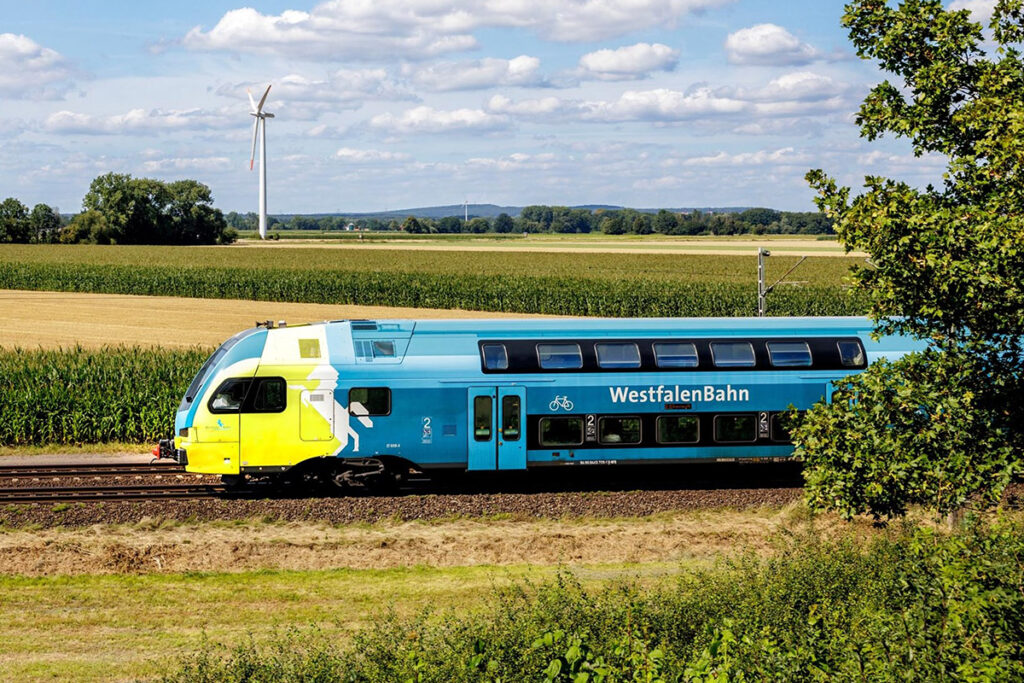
[216,419,228,430]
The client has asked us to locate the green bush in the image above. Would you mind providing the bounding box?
[162,520,1024,681]
[0,346,206,445]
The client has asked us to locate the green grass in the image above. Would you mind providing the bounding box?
[0,562,672,682]
[0,245,866,317]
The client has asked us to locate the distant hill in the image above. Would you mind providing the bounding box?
[271,204,754,220]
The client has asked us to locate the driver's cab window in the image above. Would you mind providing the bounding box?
[208,378,251,413]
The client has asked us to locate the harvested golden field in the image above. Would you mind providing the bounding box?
[0,289,533,349]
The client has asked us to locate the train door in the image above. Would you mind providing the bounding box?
[467,387,526,471]
[497,387,526,470]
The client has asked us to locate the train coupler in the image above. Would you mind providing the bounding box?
[152,439,187,465]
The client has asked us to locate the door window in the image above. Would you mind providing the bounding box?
[501,395,520,441]
[474,395,492,441]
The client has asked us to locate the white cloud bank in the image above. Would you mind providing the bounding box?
[184,0,732,60]
[404,56,544,91]
[43,108,234,135]
[370,106,509,134]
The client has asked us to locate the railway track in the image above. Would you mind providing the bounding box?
[0,461,236,503]
[0,483,233,503]
[0,462,186,479]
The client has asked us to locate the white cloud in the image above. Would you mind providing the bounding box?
[580,87,748,122]
[370,106,510,134]
[682,147,810,166]
[487,94,573,117]
[950,0,996,25]
[0,33,76,99]
[184,1,732,60]
[43,108,233,135]
[725,24,820,65]
[465,152,559,170]
[140,157,233,173]
[751,71,845,101]
[578,43,679,80]
[335,147,410,162]
[404,56,544,91]
[221,70,414,106]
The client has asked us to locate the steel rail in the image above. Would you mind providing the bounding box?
[0,482,232,504]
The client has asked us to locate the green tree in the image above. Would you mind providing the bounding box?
[653,209,678,234]
[0,197,31,243]
[401,215,427,233]
[493,212,514,233]
[467,217,491,233]
[796,0,1024,517]
[81,173,228,245]
[599,214,625,235]
[29,204,61,243]
[436,216,464,233]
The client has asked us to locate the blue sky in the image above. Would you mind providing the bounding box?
[0,1,989,214]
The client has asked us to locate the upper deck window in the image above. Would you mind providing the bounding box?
[372,341,395,358]
[481,344,508,370]
[595,342,641,369]
[710,342,756,368]
[537,343,583,370]
[838,340,866,367]
[766,341,812,367]
[653,342,699,368]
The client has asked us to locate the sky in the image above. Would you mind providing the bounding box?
[0,0,994,214]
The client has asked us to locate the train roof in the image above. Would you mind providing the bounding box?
[260,316,877,338]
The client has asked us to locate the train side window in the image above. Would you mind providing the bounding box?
[710,342,756,368]
[481,344,508,370]
[248,377,286,413]
[537,343,583,369]
[657,415,699,444]
[501,395,520,441]
[714,414,757,442]
[349,387,391,416]
[767,341,812,367]
[595,343,641,369]
[474,396,492,441]
[372,341,395,358]
[539,417,584,446]
[208,378,252,413]
[653,342,698,368]
[599,416,641,444]
[838,340,866,367]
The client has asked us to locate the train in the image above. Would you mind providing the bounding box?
[155,316,924,489]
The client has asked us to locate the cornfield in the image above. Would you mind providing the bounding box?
[0,346,207,445]
[0,262,866,317]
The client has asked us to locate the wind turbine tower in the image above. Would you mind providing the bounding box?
[464,199,468,222]
[247,85,274,240]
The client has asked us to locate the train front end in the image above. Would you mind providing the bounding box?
[154,327,268,473]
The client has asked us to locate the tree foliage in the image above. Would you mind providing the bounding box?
[68,173,231,245]
[798,0,1024,517]
[0,197,31,243]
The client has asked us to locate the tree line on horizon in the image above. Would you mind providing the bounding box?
[227,205,833,237]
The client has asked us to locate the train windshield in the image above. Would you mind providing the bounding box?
[178,330,251,411]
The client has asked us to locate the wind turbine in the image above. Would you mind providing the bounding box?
[247,85,274,240]
[464,199,468,222]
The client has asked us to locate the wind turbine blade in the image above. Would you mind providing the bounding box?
[256,84,271,113]
[246,88,257,112]
[249,117,259,170]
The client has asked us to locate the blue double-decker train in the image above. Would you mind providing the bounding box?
[158,316,923,488]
